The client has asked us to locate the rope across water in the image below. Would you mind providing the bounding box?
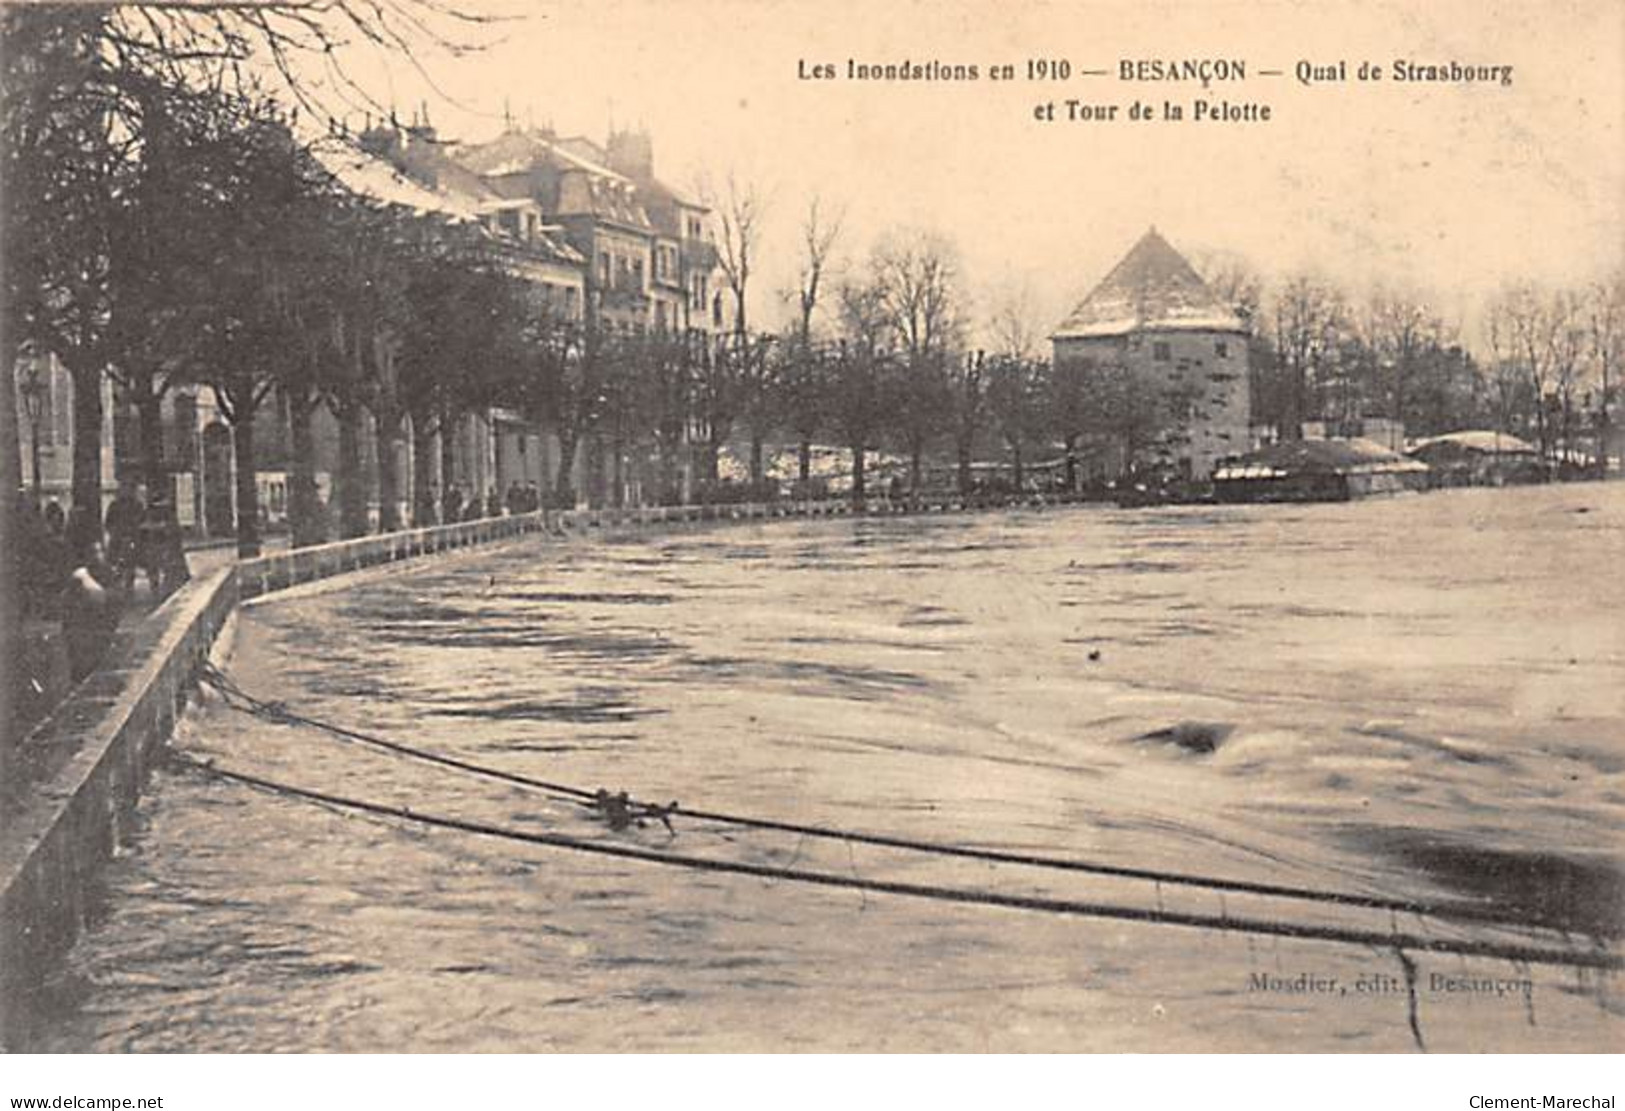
[168,751,1622,974]
[195,662,1621,959]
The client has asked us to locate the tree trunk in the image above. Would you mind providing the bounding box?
[1063,434,1079,492]
[655,434,680,506]
[69,358,103,557]
[230,411,261,558]
[1392,361,1408,445]
[337,404,368,538]
[611,433,626,508]
[412,413,438,526]
[1533,384,1551,465]
[0,341,22,782]
[553,420,579,508]
[1011,439,1025,492]
[584,432,606,508]
[288,394,324,547]
[135,376,166,498]
[909,441,922,498]
[798,438,812,485]
[1597,374,1612,477]
[439,408,460,519]
[375,404,402,532]
[957,434,973,496]
[705,430,722,486]
[1281,364,1306,442]
[850,442,866,506]
[749,432,765,488]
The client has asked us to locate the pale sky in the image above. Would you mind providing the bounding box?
[297,0,1624,347]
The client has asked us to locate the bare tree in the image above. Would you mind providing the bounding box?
[985,284,1047,491]
[1484,296,1535,446]
[1490,282,1585,463]
[97,1,510,137]
[702,173,779,486]
[986,355,1046,492]
[780,196,843,485]
[1549,292,1589,466]
[794,197,842,343]
[1362,286,1446,442]
[1270,273,1346,441]
[1585,270,1623,474]
[873,229,962,495]
[988,282,1043,362]
[712,171,763,341]
[1192,249,1264,331]
[946,348,988,496]
[831,276,895,505]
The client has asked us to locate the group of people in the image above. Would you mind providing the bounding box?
[503,480,545,516]
[103,483,190,600]
[12,481,191,681]
[439,481,546,524]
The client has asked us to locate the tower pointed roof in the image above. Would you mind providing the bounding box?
[1053,227,1245,340]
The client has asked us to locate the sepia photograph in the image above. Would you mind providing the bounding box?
[0,0,1621,1069]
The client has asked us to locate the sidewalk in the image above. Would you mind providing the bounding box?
[184,534,290,577]
[9,534,290,772]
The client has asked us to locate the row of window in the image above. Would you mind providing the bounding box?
[1151,339,1230,362]
[539,283,580,317]
[598,313,707,337]
[600,245,699,291]
[654,243,680,282]
[596,251,647,292]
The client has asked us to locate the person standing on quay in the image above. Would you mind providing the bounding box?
[138,495,190,601]
[60,539,120,681]
[104,482,145,591]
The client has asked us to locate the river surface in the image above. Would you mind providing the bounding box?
[26,484,1625,1051]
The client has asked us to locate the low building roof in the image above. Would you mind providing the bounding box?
[455,128,633,184]
[311,139,484,222]
[1407,430,1538,456]
[1214,437,1429,480]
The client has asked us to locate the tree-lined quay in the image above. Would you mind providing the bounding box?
[4,5,1621,750]
[8,7,1621,552]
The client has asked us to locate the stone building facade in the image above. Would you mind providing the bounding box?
[449,123,721,342]
[105,114,724,538]
[1052,228,1252,481]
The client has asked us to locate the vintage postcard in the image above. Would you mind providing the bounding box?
[1,0,1620,1062]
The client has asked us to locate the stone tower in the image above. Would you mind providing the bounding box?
[1051,227,1252,481]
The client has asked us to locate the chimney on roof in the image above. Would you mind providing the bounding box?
[606,127,653,180]
[358,114,403,161]
[407,99,437,147]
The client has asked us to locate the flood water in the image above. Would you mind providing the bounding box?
[27,484,1625,1051]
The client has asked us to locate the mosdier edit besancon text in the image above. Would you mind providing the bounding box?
[1468,1099,1615,1109]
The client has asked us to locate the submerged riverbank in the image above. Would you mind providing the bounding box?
[18,484,1625,1051]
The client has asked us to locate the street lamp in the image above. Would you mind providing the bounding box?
[16,357,46,509]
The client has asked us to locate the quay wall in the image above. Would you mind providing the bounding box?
[0,493,1032,1044]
